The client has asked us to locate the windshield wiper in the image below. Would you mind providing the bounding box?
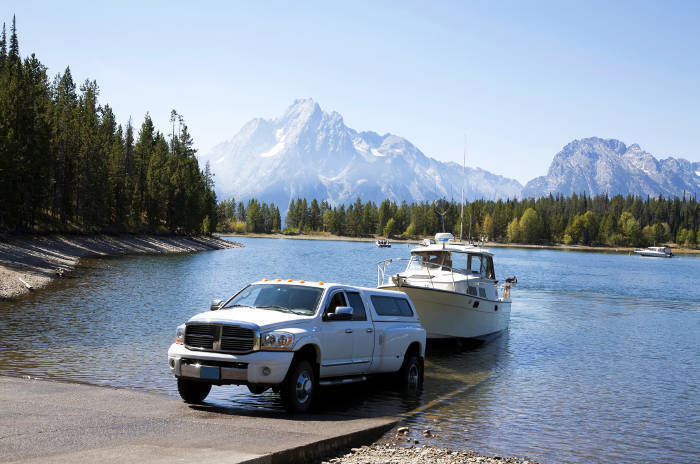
[254,305,292,312]
[288,308,311,315]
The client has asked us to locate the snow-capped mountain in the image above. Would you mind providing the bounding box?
[200,99,522,208]
[522,137,700,198]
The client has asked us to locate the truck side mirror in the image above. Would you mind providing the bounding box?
[210,299,223,311]
[325,306,353,321]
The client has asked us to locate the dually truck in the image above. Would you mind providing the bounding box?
[167,279,426,412]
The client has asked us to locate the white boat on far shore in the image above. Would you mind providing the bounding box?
[634,246,673,258]
[375,237,391,248]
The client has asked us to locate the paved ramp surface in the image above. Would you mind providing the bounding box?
[0,376,397,464]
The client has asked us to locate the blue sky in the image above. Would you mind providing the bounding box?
[4,0,700,184]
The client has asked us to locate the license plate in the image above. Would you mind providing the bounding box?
[200,366,220,380]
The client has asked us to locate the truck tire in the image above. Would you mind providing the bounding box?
[177,378,211,404]
[399,355,423,394]
[281,359,315,413]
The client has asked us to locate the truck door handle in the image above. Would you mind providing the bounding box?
[345,329,353,333]
[366,328,374,333]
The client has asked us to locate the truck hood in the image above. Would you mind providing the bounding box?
[187,307,314,330]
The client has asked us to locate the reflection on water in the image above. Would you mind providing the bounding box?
[1,238,699,463]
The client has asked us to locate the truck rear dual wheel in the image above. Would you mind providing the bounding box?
[177,378,212,404]
[281,359,315,413]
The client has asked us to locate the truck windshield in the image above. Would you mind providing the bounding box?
[221,284,323,315]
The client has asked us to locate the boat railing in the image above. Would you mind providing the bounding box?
[377,258,515,301]
[377,258,484,293]
[377,258,412,287]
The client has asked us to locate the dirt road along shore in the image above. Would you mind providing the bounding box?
[0,234,241,300]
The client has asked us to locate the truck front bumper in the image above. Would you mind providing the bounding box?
[167,343,293,385]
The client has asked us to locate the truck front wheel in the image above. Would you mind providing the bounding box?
[177,378,211,404]
[281,359,315,413]
[399,355,424,394]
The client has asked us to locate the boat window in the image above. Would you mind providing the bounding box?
[468,254,482,275]
[410,252,447,270]
[371,295,414,317]
[484,256,495,279]
[407,255,424,271]
[452,253,468,273]
[346,292,367,321]
[222,284,323,315]
[442,253,453,271]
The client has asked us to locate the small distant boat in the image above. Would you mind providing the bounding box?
[634,246,673,258]
[376,237,391,248]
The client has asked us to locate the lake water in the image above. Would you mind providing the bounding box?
[1,237,698,463]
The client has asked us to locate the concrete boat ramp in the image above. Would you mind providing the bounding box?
[0,376,398,463]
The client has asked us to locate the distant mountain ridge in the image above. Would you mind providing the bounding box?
[200,99,523,209]
[522,137,700,198]
[199,100,700,208]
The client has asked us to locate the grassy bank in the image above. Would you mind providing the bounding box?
[0,234,241,300]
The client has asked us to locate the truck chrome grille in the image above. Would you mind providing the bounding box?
[221,326,255,352]
[185,323,258,353]
[184,324,216,349]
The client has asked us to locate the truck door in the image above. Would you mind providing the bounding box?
[319,290,355,377]
[345,291,375,374]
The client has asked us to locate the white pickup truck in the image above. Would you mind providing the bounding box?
[167,279,426,412]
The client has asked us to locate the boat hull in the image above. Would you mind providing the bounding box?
[634,251,672,258]
[379,284,510,340]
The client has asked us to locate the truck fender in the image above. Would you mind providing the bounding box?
[292,337,323,365]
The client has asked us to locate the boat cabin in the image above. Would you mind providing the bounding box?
[408,249,495,279]
[399,234,499,300]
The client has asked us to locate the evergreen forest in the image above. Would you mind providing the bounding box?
[218,193,700,248]
[0,17,217,234]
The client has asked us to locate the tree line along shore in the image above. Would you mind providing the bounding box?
[217,193,699,250]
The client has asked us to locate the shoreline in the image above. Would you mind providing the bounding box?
[320,423,537,463]
[0,234,241,300]
[220,232,700,255]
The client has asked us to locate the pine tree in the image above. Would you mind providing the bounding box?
[0,23,6,68]
[8,16,18,63]
[50,67,79,225]
[132,114,154,225]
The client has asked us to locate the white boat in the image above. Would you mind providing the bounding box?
[377,233,516,340]
[634,246,673,258]
[375,237,391,248]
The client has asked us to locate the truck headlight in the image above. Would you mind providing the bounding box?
[261,331,294,350]
[175,324,185,344]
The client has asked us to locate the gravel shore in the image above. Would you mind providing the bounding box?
[319,426,538,464]
[322,444,535,464]
[0,234,240,300]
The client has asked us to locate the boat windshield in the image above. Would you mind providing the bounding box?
[221,284,323,315]
[408,251,466,273]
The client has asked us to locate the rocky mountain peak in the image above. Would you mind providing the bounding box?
[199,100,523,209]
[523,137,699,198]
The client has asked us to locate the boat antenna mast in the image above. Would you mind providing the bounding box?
[460,135,465,242]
